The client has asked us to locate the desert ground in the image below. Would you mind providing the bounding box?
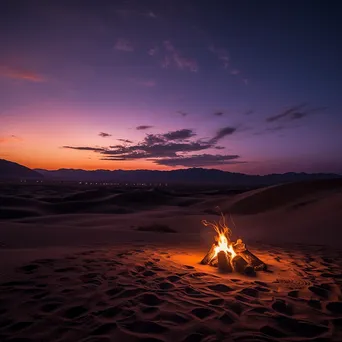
[1,179,342,342]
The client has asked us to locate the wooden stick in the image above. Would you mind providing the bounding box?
[239,249,266,270]
[231,255,248,273]
[209,258,218,267]
[200,244,216,265]
[217,251,232,273]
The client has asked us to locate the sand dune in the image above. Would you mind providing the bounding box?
[1,180,342,341]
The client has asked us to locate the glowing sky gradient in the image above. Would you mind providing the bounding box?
[1,0,341,174]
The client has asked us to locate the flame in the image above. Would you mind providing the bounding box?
[213,233,236,260]
[202,212,237,263]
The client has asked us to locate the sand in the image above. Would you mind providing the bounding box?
[1,179,342,341]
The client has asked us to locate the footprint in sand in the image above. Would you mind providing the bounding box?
[326,301,342,314]
[272,299,293,315]
[158,282,174,290]
[209,298,225,306]
[208,284,233,293]
[63,305,88,319]
[91,322,117,335]
[191,307,215,319]
[41,303,61,313]
[137,293,164,306]
[166,275,181,283]
[122,321,168,334]
[94,306,121,318]
[239,288,259,298]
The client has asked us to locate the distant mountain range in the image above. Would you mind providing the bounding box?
[0,159,43,180]
[1,159,341,186]
[35,166,341,186]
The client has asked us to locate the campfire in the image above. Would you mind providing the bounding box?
[200,214,266,275]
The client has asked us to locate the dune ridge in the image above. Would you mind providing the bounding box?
[1,179,342,341]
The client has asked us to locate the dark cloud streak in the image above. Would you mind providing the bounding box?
[136,125,153,130]
[99,132,112,138]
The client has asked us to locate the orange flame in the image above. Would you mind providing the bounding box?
[202,213,236,263]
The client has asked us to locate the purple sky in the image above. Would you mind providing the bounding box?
[0,0,341,174]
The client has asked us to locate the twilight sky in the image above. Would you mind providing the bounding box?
[1,0,341,174]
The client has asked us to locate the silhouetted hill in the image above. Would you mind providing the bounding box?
[34,167,341,186]
[0,159,43,180]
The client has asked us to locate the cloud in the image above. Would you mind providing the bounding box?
[266,103,307,123]
[114,38,134,52]
[152,154,241,167]
[136,125,153,130]
[211,126,237,142]
[266,104,328,123]
[230,69,240,75]
[0,65,45,82]
[117,139,133,144]
[213,111,224,116]
[99,132,112,138]
[142,11,157,19]
[101,140,214,160]
[64,128,242,168]
[163,129,196,141]
[209,46,229,69]
[148,46,159,56]
[160,41,198,72]
[0,135,22,143]
[177,110,188,117]
[209,46,248,83]
[63,146,105,152]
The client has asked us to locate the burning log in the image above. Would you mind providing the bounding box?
[217,251,232,273]
[209,258,218,267]
[200,214,267,274]
[231,255,247,273]
[200,244,216,265]
[239,250,267,271]
[233,239,246,253]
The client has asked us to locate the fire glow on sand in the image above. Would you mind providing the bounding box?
[200,214,267,275]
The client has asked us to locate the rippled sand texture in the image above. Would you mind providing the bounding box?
[1,246,342,342]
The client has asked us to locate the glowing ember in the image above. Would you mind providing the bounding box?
[200,213,267,274]
[202,213,236,264]
[213,234,236,260]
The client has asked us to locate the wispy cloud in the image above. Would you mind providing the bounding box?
[63,127,240,167]
[0,65,45,82]
[117,139,133,144]
[136,125,153,130]
[209,46,248,84]
[63,128,244,168]
[163,129,196,141]
[114,38,134,52]
[266,104,326,123]
[153,154,241,167]
[230,69,240,75]
[99,132,112,138]
[213,111,224,117]
[160,41,198,72]
[177,110,188,117]
[63,146,105,152]
[209,46,229,69]
[0,135,22,143]
[148,46,159,56]
[210,126,237,142]
[142,11,157,19]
